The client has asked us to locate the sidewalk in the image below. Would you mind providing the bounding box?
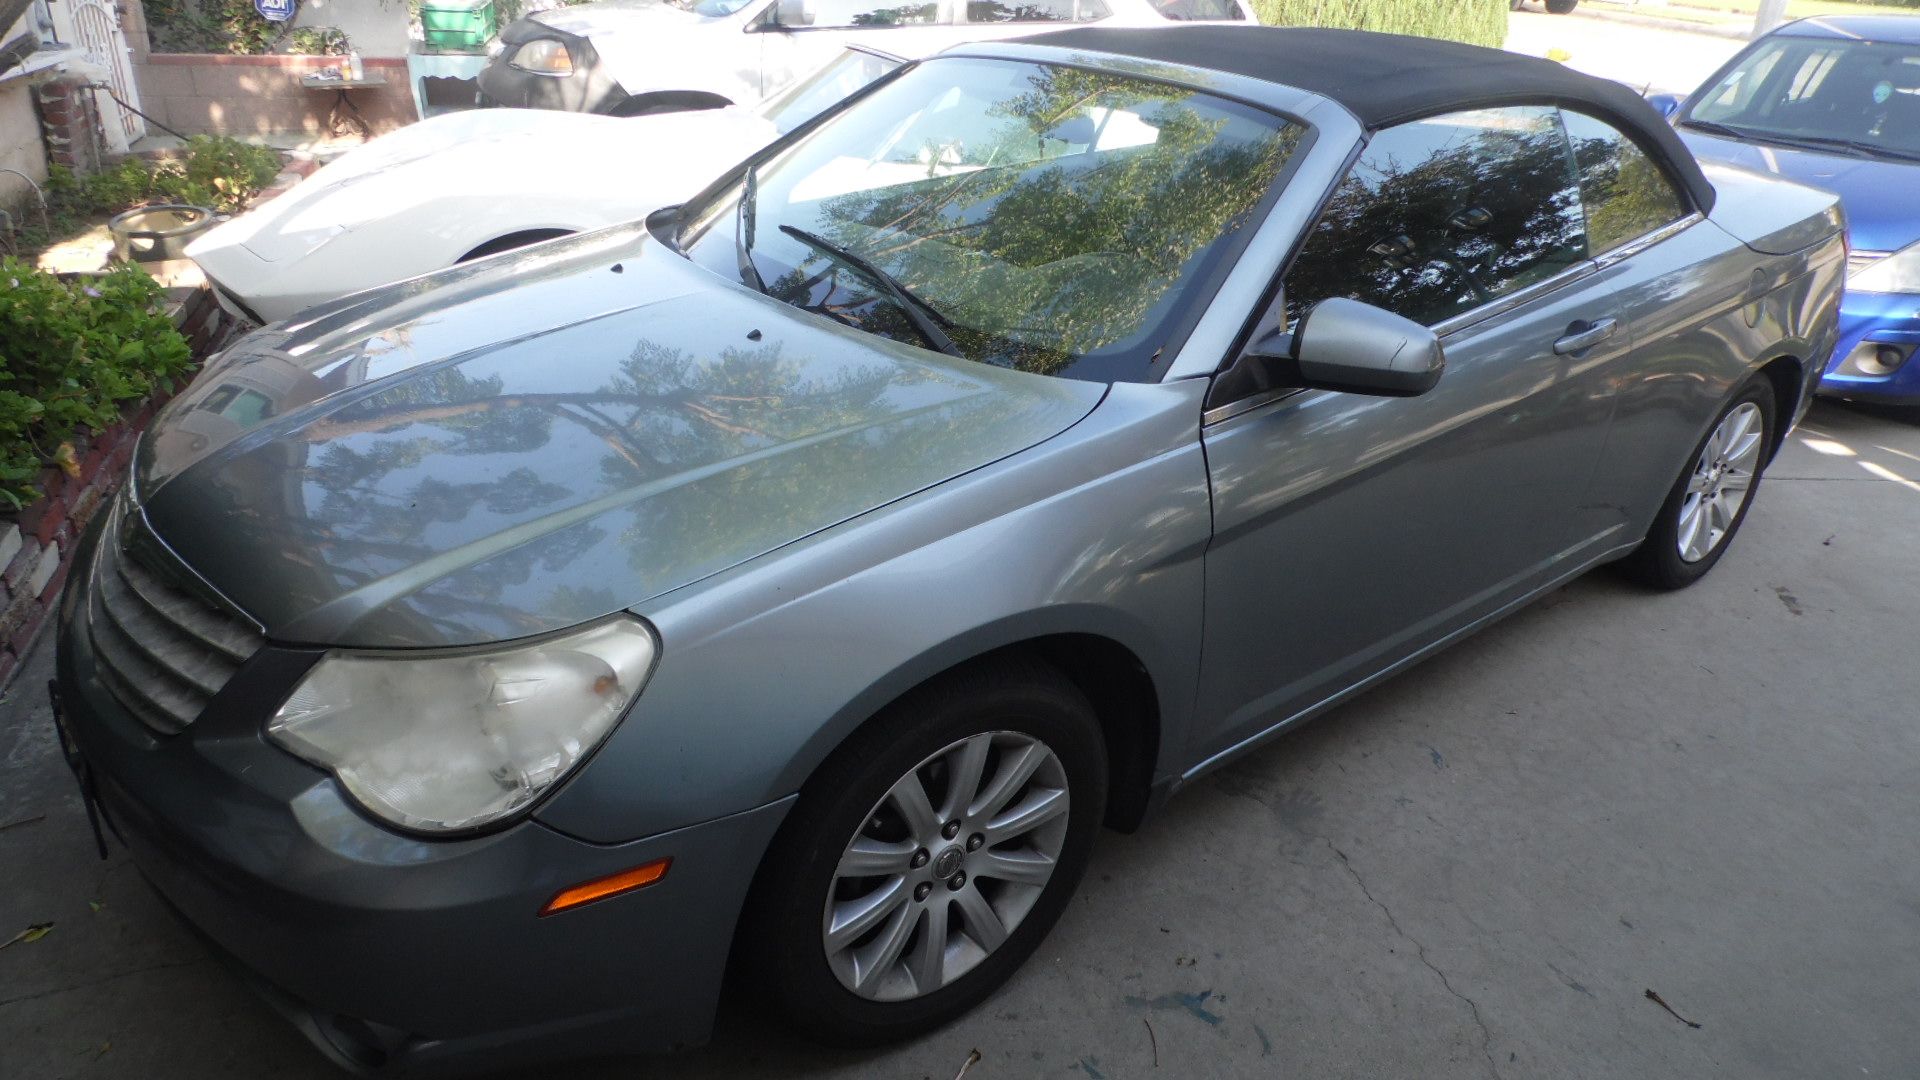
[1565,0,1757,40]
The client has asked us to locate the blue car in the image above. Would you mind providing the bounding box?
[1652,15,1920,403]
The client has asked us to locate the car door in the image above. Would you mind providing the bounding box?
[1555,107,1776,547]
[1187,105,1633,766]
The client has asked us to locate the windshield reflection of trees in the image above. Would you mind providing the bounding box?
[765,68,1300,379]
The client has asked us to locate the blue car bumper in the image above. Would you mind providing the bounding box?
[1821,290,1920,403]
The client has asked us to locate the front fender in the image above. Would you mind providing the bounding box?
[534,380,1215,844]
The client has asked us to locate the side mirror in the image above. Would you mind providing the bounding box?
[773,0,814,25]
[1644,92,1682,120]
[1247,297,1444,398]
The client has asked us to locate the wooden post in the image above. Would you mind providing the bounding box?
[1752,0,1790,38]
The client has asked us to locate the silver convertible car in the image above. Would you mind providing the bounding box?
[54,26,1841,1076]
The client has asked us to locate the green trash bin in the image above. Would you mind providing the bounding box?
[421,0,497,51]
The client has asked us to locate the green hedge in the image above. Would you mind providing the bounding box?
[0,260,193,508]
[1253,0,1507,47]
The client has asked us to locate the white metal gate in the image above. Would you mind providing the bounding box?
[48,0,145,152]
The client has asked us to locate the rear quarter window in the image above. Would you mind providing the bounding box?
[1561,109,1689,256]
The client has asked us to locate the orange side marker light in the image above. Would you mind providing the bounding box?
[540,858,672,916]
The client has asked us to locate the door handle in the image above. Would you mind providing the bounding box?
[1553,317,1619,355]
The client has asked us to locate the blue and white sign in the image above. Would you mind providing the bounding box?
[254,0,298,23]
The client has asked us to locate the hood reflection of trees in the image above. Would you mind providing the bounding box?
[273,333,1033,641]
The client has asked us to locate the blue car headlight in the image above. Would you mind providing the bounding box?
[267,617,657,833]
[1849,241,1920,295]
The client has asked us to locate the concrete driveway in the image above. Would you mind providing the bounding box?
[4,398,1918,1080]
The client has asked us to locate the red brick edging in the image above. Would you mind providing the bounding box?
[0,288,233,689]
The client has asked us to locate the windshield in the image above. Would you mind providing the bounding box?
[759,49,902,135]
[1685,34,1920,159]
[667,0,754,15]
[674,57,1304,382]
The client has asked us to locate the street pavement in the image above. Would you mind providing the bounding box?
[5,14,1919,1080]
[1505,7,1746,95]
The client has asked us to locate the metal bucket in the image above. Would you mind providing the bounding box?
[108,205,218,263]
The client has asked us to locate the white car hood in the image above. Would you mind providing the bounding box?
[196,107,775,266]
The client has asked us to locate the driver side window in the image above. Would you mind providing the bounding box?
[1283,105,1587,329]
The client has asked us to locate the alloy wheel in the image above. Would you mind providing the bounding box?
[1678,401,1764,563]
[822,731,1070,1002]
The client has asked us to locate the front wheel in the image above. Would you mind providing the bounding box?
[1545,0,1577,12]
[739,659,1106,1045]
[1619,376,1775,590]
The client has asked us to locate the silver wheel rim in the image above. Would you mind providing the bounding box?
[1678,401,1763,564]
[822,731,1070,1002]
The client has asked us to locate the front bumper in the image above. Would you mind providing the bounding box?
[52,526,791,1075]
[1818,289,1920,404]
[190,235,329,326]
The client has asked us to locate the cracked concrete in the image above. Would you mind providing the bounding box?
[1325,839,1503,1080]
[4,400,1919,1080]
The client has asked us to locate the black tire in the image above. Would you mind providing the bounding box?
[1545,0,1577,12]
[1618,376,1776,590]
[738,657,1107,1046]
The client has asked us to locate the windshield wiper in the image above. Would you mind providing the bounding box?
[1679,119,1920,162]
[1766,134,1920,163]
[735,163,767,295]
[776,224,963,358]
[1679,118,1766,141]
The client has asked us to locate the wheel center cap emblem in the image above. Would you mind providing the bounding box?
[932,846,964,879]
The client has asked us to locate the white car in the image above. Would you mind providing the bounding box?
[188,47,902,324]
[476,0,1258,116]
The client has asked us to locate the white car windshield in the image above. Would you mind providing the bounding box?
[676,57,1304,382]
[667,0,757,15]
[759,49,904,135]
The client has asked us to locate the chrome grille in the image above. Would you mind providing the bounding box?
[1848,251,1887,279]
[86,498,264,735]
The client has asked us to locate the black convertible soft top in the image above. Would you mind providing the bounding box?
[1012,26,1715,212]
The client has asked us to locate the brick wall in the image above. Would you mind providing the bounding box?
[0,399,154,687]
[135,53,417,138]
[32,75,107,173]
[0,287,233,690]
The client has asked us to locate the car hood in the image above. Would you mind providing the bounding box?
[194,108,774,266]
[136,224,1104,649]
[1679,129,1920,254]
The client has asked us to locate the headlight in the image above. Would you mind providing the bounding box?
[267,618,656,834]
[1849,241,1920,295]
[509,38,574,76]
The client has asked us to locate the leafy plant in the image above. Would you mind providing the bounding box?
[283,27,349,55]
[0,260,195,508]
[38,136,279,226]
[1253,0,1508,47]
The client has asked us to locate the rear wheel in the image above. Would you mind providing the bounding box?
[1619,376,1775,590]
[1545,0,1578,11]
[740,659,1106,1045]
